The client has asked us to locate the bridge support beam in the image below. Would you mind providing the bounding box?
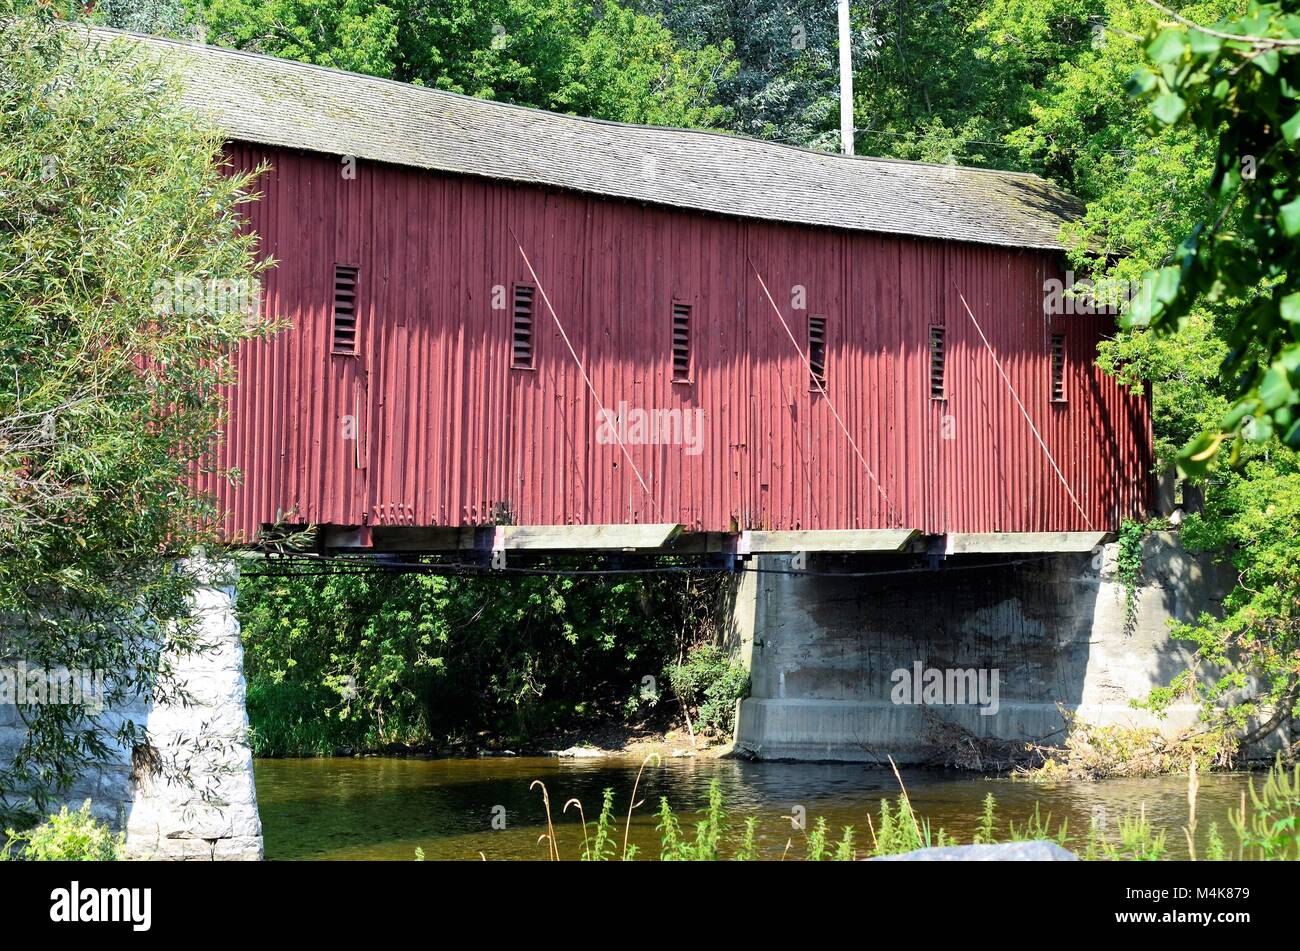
[741,529,918,554]
[941,531,1107,554]
[495,523,682,551]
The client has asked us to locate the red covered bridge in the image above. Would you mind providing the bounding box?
[114,29,1153,556]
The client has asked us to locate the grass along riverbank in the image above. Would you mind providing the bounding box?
[515,756,1300,862]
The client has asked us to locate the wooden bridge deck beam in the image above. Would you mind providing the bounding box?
[315,525,1110,557]
[943,531,1108,554]
[494,523,683,551]
[740,529,919,554]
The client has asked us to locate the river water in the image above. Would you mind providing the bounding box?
[254,756,1258,860]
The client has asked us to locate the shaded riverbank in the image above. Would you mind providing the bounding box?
[254,755,1260,861]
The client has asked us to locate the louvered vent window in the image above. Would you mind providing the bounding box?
[512,284,534,369]
[672,303,691,382]
[1051,333,1067,402]
[332,265,359,354]
[808,316,827,390]
[929,327,946,400]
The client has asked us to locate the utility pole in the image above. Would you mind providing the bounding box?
[838,0,853,156]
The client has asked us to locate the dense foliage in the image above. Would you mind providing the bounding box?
[1128,1,1300,467]
[192,0,735,127]
[0,6,270,817]
[238,564,727,754]
[1118,2,1300,739]
[1163,456,1300,739]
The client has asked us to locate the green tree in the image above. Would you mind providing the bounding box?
[852,0,1043,164]
[637,0,839,146]
[1128,0,1300,468]
[198,0,734,127]
[200,0,402,75]
[1164,457,1300,743]
[569,1,732,126]
[92,0,199,38]
[0,6,272,818]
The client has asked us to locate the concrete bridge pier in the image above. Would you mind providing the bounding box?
[728,534,1247,764]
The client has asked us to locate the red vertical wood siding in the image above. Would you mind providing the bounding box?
[200,145,1153,541]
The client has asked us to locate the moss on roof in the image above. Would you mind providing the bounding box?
[90,25,1080,251]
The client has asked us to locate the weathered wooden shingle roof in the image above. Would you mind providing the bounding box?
[92,26,1079,250]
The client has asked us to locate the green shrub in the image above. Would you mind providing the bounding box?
[666,644,750,736]
[1,801,122,861]
[245,680,369,757]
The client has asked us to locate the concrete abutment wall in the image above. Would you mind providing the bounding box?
[729,533,1285,763]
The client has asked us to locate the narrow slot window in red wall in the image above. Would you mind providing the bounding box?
[672,302,691,382]
[512,284,534,369]
[929,326,946,400]
[808,315,827,390]
[332,265,359,354]
[1051,332,1067,402]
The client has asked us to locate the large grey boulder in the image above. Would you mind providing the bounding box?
[869,842,1079,861]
